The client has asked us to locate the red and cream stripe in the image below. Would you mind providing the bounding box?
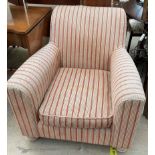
[50,6,126,70]
[38,122,112,146]
[7,6,145,151]
[7,42,61,137]
[110,48,145,149]
[39,68,113,129]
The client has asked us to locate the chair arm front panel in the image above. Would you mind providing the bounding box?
[7,42,60,138]
[110,48,146,149]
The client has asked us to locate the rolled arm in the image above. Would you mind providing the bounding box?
[110,48,146,149]
[7,42,60,138]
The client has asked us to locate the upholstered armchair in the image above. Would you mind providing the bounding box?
[7,6,145,152]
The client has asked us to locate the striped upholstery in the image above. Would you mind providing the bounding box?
[39,68,112,129]
[50,6,126,70]
[7,6,146,151]
[38,122,112,146]
[110,49,145,149]
[7,42,60,138]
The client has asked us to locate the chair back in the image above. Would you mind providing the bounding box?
[50,6,126,70]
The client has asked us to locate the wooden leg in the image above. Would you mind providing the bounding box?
[117,148,127,152]
[127,31,133,52]
[25,137,39,142]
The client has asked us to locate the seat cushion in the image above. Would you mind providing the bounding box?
[39,68,113,129]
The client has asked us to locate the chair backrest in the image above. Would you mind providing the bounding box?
[50,6,127,70]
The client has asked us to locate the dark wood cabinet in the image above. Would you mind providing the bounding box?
[27,0,80,5]
[8,0,20,5]
[8,0,80,5]
[83,0,112,6]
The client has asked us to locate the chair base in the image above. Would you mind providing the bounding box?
[25,137,38,142]
[117,148,127,153]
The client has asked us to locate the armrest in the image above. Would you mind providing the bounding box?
[110,48,146,149]
[7,42,60,138]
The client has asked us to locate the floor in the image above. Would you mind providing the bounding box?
[7,33,148,155]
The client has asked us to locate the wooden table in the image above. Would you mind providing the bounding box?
[7,6,52,56]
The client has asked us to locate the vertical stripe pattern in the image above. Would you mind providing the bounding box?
[50,6,127,71]
[39,68,112,129]
[110,49,146,149]
[7,6,145,152]
[38,122,111,146]
[7,42,61,137]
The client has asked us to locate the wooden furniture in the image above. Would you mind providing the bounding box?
[142,0,148,23]
[7,5,52,56]
[8,0,80,5]
[83,0,112,6]
[9,0,20,5]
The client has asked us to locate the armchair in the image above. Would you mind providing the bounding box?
[7,6,145,152]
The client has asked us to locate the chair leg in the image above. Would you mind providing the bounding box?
[25,137,39,142]
[127,31,133,52]
[117,148,127,152]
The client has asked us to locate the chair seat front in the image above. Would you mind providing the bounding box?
[39,68,113,129]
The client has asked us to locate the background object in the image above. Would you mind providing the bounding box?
[142,0,148,23]
[7,6,51,55]
[8,0,80,5]
[7,2,14,24]
[83,0,112,6]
